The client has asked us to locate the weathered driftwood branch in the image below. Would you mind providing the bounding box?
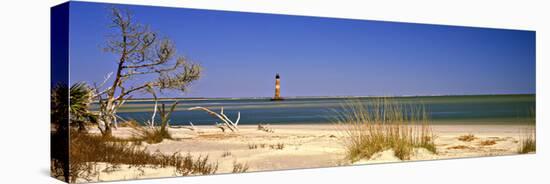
[189,121,196,131]
[258,123,274,133]
[187,106,240,132]
[171,121,201,133]
[149,100,158,128]
[215,122,226,132]
[220,107,241,128]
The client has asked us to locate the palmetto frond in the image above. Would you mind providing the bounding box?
[69,82,93,119]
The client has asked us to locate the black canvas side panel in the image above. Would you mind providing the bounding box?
[50,2,70,183]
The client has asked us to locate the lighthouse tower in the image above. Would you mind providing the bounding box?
[271,73,283,101]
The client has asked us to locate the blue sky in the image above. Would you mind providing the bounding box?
[67,2,535,98]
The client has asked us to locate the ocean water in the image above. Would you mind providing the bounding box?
[100,95,535,125]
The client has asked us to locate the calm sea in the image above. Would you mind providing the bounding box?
[98,94,535,125]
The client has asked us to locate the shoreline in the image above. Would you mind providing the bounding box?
[93,93,535,103]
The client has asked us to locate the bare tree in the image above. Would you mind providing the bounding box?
[93,8,201,137]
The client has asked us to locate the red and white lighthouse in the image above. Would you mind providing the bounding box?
[271,73,283,101]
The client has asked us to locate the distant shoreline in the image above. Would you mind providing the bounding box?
[95,93,535,102]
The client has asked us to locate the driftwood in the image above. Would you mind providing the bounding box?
[170,122,205,134]
[188,122,196,131]
[214,122,225,132]
[149,100,158,128]
[258,123,274,133]
[188,106,240,132]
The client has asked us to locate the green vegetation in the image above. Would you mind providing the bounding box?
[51,83,97,182]
[479,140,497,146]
[174,154,219,176]
[93,7,201,137]
[128,102,178,144]
[51,83,70,182]
[52,7,206,183]
[270,143,285,150]
[458,134,476,142]
[69,132,218,182]
[221,151,232,157]
[232,161,250,173]
[518,130,536,154]
[247,143,258,149]
[335,98,437,162]
[247,143,285,150]
[68,83,96,132]
[518,107,536,154]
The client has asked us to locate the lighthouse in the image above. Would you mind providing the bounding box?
[271,73,283,101]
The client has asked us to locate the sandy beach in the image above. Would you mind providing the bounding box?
[85,124,533,182]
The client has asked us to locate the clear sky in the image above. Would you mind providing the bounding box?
[67,2,536,98]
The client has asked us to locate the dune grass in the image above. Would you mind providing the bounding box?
[221,151,232,157]
[458,134,476,142]
[270,143,285,150]
[126,120,171,144]
[247,143,285,150]
[125,102,179,144]
[232,161,250,173]
[518,108,536,154]
[518,128,536,154]
[335,98,436,162]
[479,140,497,146]
[447,145,473,150]
[69,131,218,182]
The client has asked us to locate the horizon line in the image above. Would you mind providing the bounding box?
[108,93,535,101]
